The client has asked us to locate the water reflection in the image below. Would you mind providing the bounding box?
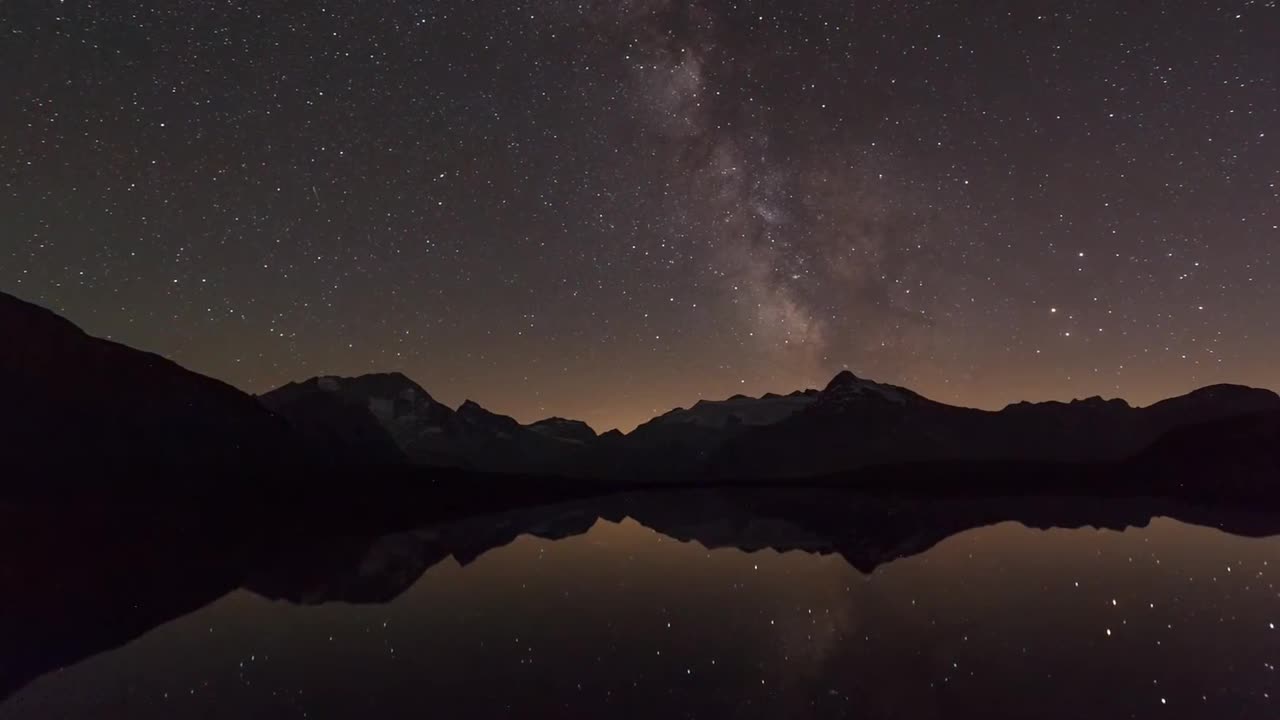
[2,491,1278,718]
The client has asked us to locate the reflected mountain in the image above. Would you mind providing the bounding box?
[4,487,1280,705]
[0,508,250,704]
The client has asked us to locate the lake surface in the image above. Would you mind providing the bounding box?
[1,492,1278,719]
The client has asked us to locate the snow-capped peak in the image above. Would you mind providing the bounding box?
[652,391,817,429]
[817,371,913,406]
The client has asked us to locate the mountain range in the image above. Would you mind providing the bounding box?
[3,290,1278,495]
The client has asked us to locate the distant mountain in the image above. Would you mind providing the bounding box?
[456,399,524,437]
[807,370,923,410]
[261,374,469,468]
[257,378,408,466]
[528,417,598,444]
[648,390,819,429]
[259,375,591,473]
[710,372,1280,480]
[453,400,592,472]
[563,388,821,479]
[0,291,302,475]
[255,377,826,478]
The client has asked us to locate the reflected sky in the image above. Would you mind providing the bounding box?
[3,516,1278,719]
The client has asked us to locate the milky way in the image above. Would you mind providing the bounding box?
[2,1,1277,430]
[582,1,945,376]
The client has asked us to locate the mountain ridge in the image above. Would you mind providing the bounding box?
[3,290,1277,489]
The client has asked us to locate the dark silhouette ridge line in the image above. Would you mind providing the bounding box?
[4,288,1274,429]
[5,289,1279,490]
[263,366,1273,430]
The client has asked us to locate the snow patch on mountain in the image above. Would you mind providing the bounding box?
[529,417,598,444]
[653,392,817,429]
[815,370,916,408]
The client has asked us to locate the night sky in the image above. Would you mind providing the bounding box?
[3,1,1277,432]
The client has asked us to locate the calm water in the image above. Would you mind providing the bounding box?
[2,493,1279,719]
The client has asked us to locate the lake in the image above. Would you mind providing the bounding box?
[1,491,1277,718]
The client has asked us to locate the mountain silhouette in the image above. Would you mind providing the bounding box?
[260,373,468,467]
[527,417,598,444]
[2,290,1277,499]
[1130,410,1280,499]
[708,372,1280,480]
[257,379,409,466]
[260,374,589,473]
[0,291,303,477]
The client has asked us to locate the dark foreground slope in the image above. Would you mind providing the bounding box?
[1129,410,1280,500]
[0,292,301,474]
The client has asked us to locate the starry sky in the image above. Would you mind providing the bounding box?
[3,1,1277,432]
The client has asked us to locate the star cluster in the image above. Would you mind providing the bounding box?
[2,0,1276,430]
